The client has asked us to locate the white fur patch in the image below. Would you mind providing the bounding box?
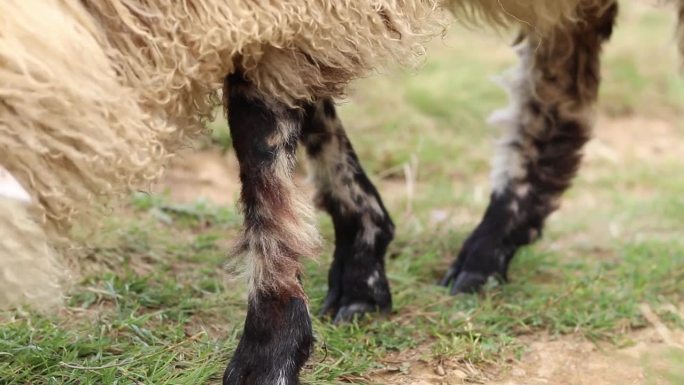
[359,214,381,247]
[488,43,533,196]
[0,166,31,203]
[367,271,380,287]
[0,198,65,311]
[276,369,287,385]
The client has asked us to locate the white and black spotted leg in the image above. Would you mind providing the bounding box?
[301,99,394,323]
[442,1,619,294]
[223,73,319,385]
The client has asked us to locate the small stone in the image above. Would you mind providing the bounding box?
[435,364,446,376]
[451,369,467,379]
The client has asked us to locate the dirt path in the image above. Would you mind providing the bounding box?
[490,331,682,385]
[585,115,684,165]
[154,148,241,206]
[369,322,684,385]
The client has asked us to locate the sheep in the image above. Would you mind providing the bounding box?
[2,1,682,385]
[0,0,444,383]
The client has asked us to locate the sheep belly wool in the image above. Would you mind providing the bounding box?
[0,0,444,309]
[447,0,595,31]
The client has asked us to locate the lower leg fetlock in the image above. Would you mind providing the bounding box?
[225,291,312,385]
[302,98,393,319]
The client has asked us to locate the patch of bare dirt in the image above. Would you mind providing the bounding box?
[155,148,241,206]
[585,115,684,166]
[368,304,684,385]
[490,330,682,385]
[368,352,487,385]
[368,330,683,385]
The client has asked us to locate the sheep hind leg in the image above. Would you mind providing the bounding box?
[223,73,318,385]
[301,99,394,323]
[441,1,618,294]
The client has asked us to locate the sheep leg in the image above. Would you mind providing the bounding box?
[442,1,618,294]
[223,73,318,385]
[301,99,394,323]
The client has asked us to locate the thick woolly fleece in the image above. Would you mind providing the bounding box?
[0,0,444,309]
[0,199,65,311]
[447,0,613,32]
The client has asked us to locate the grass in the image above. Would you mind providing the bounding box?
[2,1,684,384]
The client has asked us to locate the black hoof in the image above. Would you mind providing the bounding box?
[444,271,489,295]
[441,233,515,295]
[333,301,391,324]
[224,295,312,385]
[319,265,392,323]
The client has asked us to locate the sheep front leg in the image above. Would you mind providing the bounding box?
[442,1,618,294]
[223,73,318,385]
[301,99,394,323]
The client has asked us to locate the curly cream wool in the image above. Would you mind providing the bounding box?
[0,0,444,309]
[3,0,676,310]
